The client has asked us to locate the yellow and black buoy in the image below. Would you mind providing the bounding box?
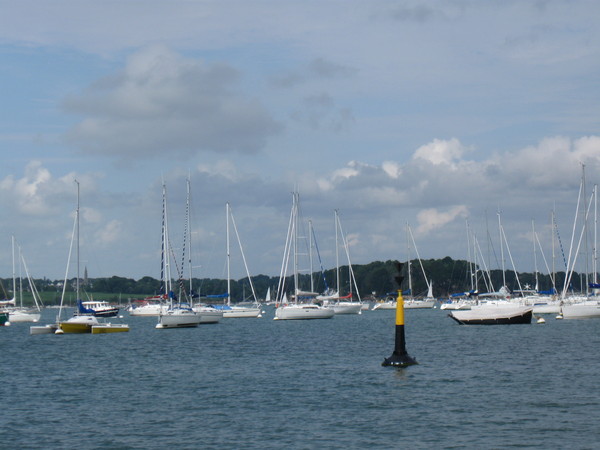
[382,263,418,367]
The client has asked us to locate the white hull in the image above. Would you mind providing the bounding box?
[192,306,224,323]
[222,306,262,318]
[274,304,334,320]
[440,301,472,310]
[30,324,59,335]
[561,301,600,319]
[372,301,396,310]
[5,309,41,322]
[403,299,435,309]
[532,302,562,314]
[129,303,168,316]
[156,308,201,328]
[330,302,362,315]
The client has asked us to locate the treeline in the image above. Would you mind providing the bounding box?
[0,257,592,305]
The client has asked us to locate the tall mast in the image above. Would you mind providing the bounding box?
[293,192,299,300]
[594,184,598,284]
[187,177,193,300]
[406,222,412,296]
[532,220,539,291]
[226,202,231,306]
[335,210,340,296]
[309,219,314,293]
[582,163,589,294]
[498,208,506,289]
[11,235,16,304]
[75,179,80,301]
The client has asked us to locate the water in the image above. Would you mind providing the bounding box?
[2,307,599,449]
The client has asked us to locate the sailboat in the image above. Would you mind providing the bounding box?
[559,171,600,319]
[319,210,362,315]
[208,203,261,318]
[274,192,334,320]
[182,177,222,324]
[402,224,435,309]
[156,182,201,329]
[31,181,129,335]
[3,236,43,323]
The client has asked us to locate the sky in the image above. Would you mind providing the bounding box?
[1,0,600,286]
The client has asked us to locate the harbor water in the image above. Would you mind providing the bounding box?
[2,306,599,449]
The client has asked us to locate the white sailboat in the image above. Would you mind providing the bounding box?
[274,192,334,320]
[402,224,435,309]
[320,210,362,315]
[210,203,261,318]
[558,169,600,319]
[32,180,129,334]
[179,177,223,324]
[156,182,201,329]
[4,236,42,323]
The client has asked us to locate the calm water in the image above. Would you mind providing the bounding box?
[2,306,599,449]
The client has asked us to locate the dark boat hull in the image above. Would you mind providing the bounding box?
[449,307,532,325]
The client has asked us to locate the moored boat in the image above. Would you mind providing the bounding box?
[156,304,200,328]
[59,314,100,333]
[274,303,334,320]
[78,299,119,318]
[560,300,600,319]
[449,305,533,325]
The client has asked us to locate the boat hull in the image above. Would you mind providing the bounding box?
[128,304,168,316]
[403,300,436,309]
[274,304,334,320]
[372,301,396,310]
[330,302,362,315]
[157,309,201,328]
[91,324,130,334]
[0,312,9,326]
[449,306,533,325]
[440,301,472,310]
[59,315,100,333]
[561,302,600,319]
[4,309,41,322]
[30,324,59,335]
[222,307,262,318]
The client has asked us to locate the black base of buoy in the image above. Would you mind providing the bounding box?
[382,350,418,367]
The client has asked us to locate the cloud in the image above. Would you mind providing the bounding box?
[63,45,282,161]
[415,206,469,234]
[412,138,468,166]
[0,160,95,217]
[95,219,122,245]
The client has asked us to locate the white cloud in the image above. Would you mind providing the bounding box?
[63,45,281,161]
[95,219,122,245]
[415,206,469,235]
[412,138,467,166]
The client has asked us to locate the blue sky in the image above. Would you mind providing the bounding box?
[1,1,599,287]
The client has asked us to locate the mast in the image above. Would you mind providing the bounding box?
[582,163,589,295]
[75,179,80,302]
[309,220,314,293]
[226,202,231,306]
[293,192,299,301]
[335,210,340,297]
[532,220,539,291]
[498,209,506,289]
[406,222,412,297]
[11,235,16,304]
[594,184,598,285]
[187,177,193,302]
